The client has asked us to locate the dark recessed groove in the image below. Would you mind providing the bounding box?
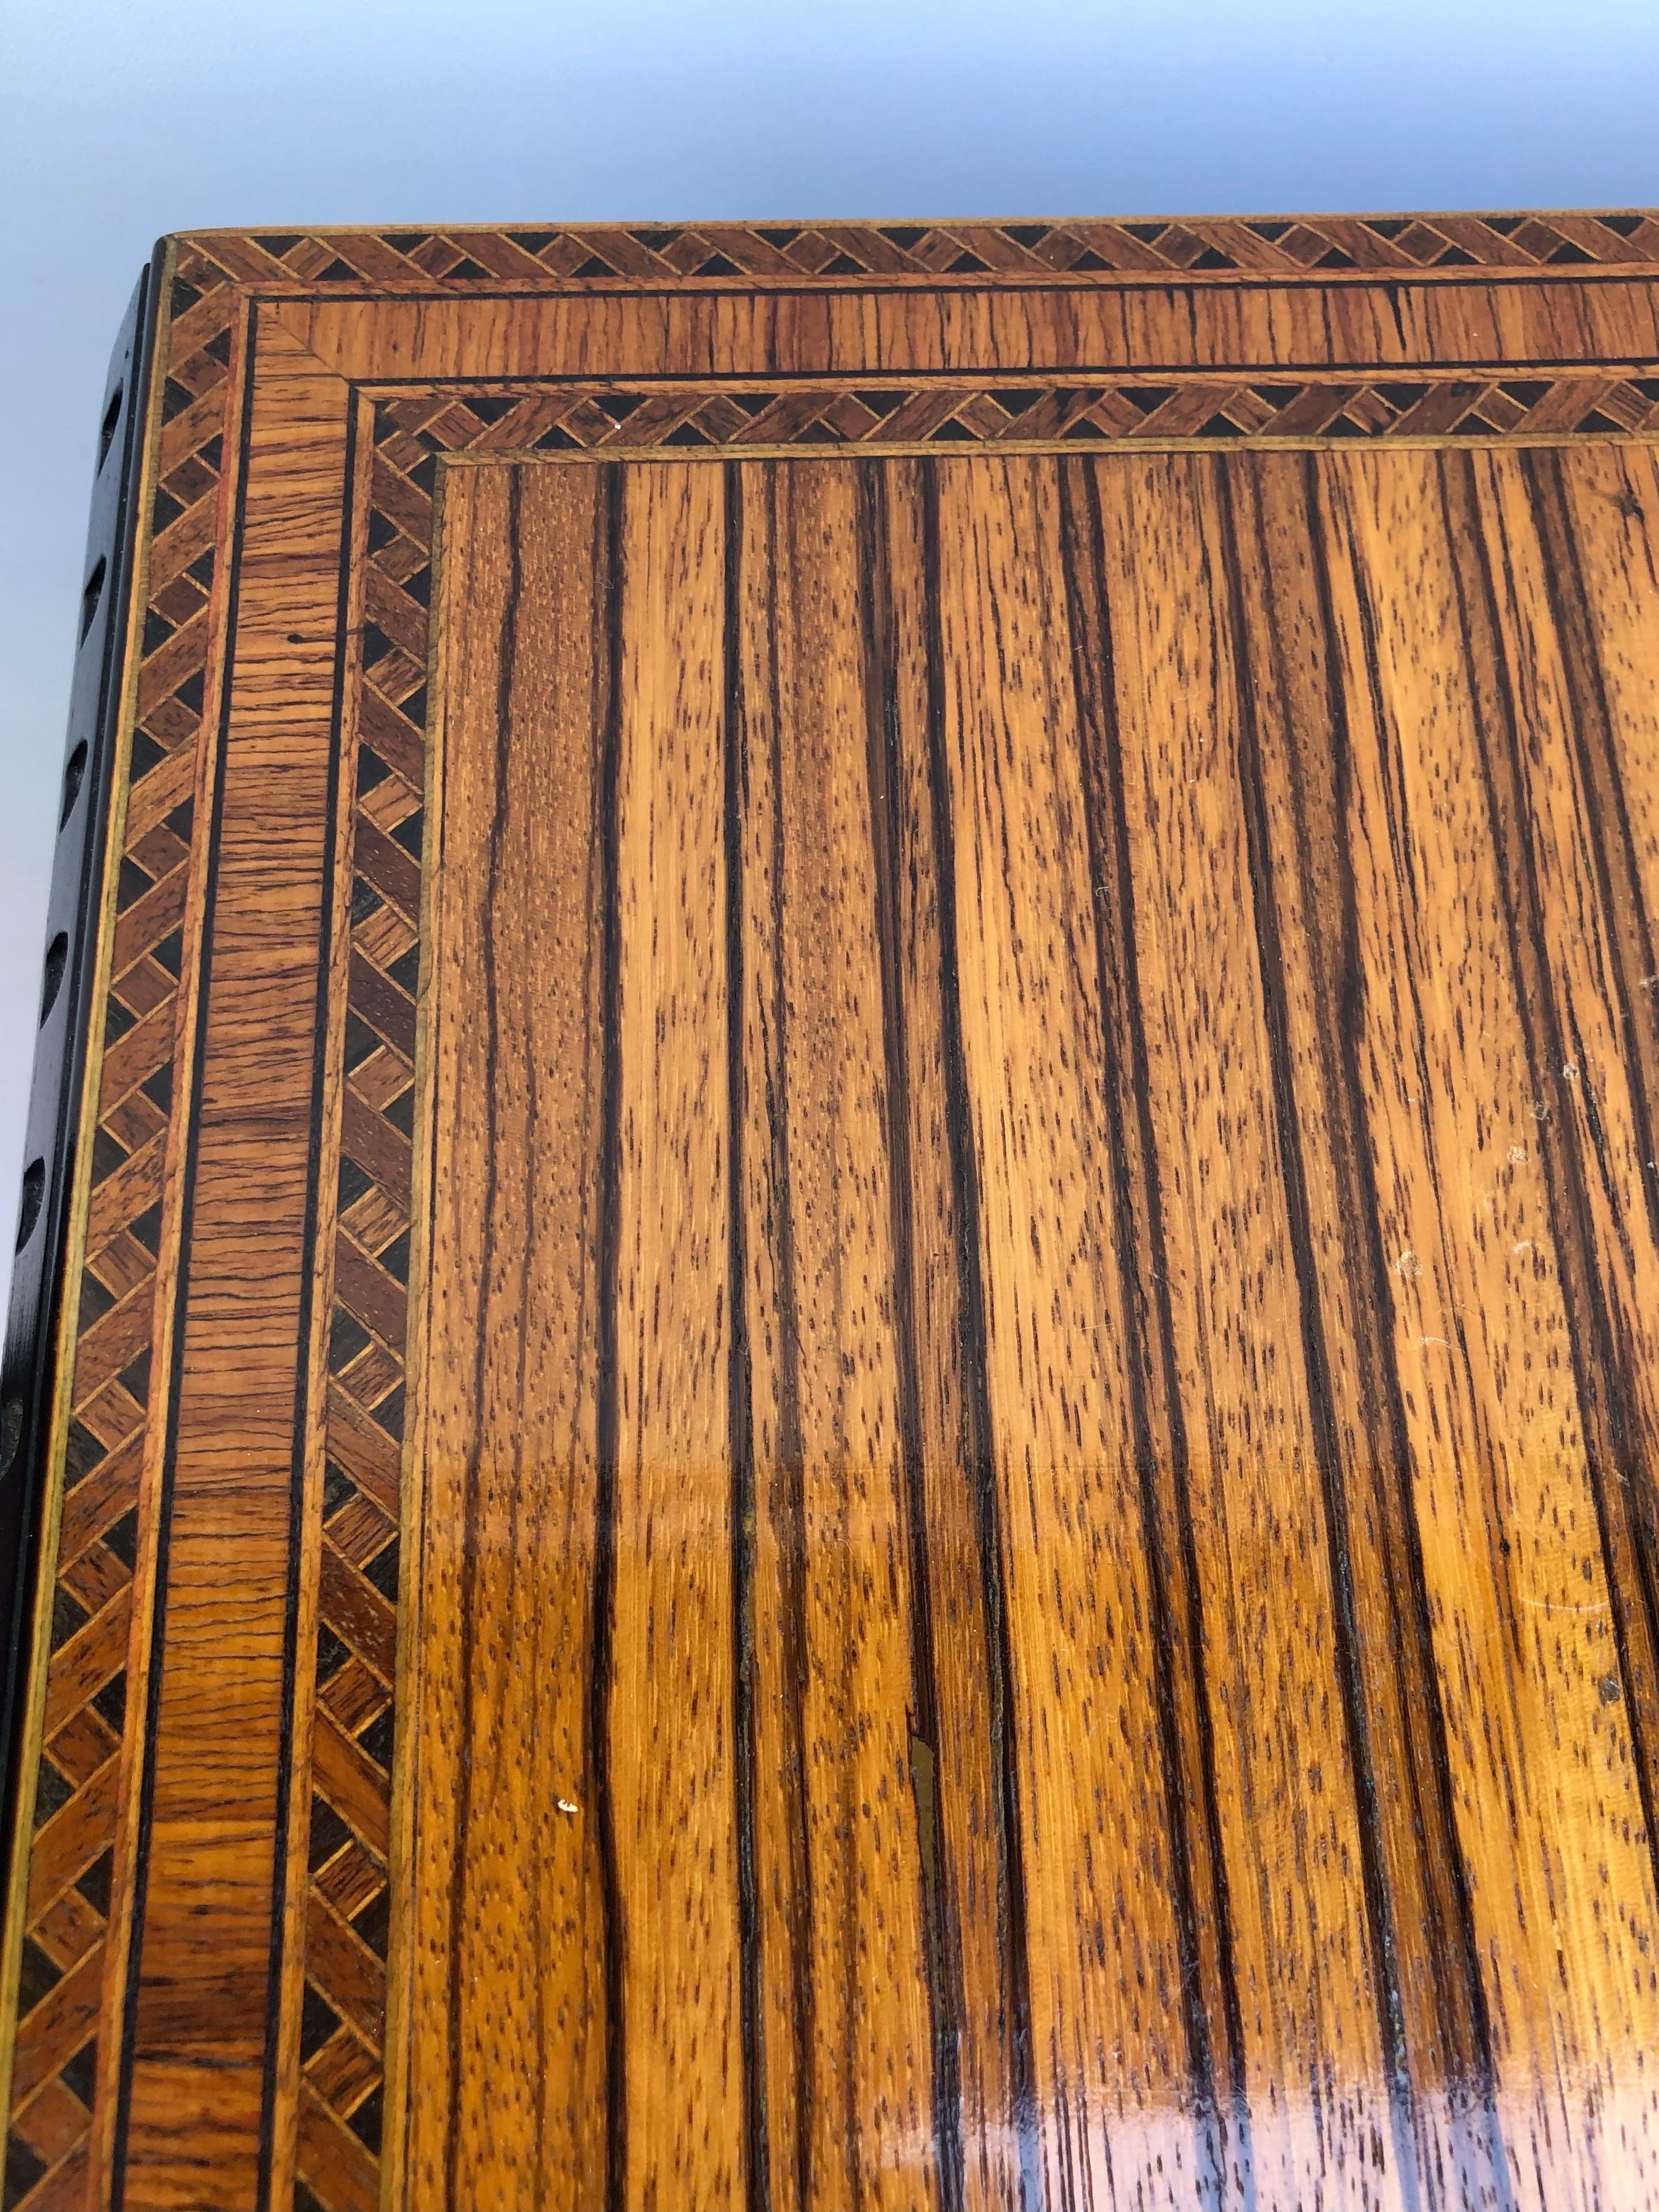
[60,743,88,828]
[39,935,68,1027]
[15,1161,45,1255]
[98,385,124,475]
[79,557,107,644]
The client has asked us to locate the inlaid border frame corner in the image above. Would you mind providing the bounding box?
[4,219,1659,2212]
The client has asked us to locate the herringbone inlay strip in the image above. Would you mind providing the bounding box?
[3,244,236,2212]
[184,210,1659,289]
[293,421,426,2212]
[372,371,1659,453]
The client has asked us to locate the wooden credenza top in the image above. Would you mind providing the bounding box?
[3,216,1659,2211]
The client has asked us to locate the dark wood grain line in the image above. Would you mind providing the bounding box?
[1520,459,1659,1185]
[495,486,548,2205]
[548,476,611,2202]
[1054,456,1243,2204]
[1213,453,1424,2206]
[857,460,965,2212]
[107,299,260,2212]
[1287,453,1509,2189]
[1520,454,1659,1745]
[917,459,1041,2212]
[1325,454,1555,2206]
[722,461,772,2212]
[442,467,520,2212]
[592,464,628,2212]
[1445,448,1659,1911]
[824,491,861,2212]
[755,465,816,2212]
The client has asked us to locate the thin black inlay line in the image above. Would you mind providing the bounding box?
[1211,454,1423,2211]
[254,385,361,2211]
[443,464,525,2212]
[1444,449,1659,1917]
[1055,456,1243,2210]
[757,465,816,2212]
[724,459,772,2212]
[111,298,261,2209]
[857,458,965,2212]
[916,457,1044,2212]
[592,463,628,2212]
[1294,452,1508,2192]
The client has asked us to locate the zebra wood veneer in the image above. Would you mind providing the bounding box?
[5,214,1659,2211]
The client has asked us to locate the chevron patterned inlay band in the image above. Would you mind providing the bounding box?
[292,403,426,2212]
[372,373,1659,457]
[179,210,1659,290]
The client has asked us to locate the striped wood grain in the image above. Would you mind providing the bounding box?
[396,445,1659,2211]
[6,226,1659,2212]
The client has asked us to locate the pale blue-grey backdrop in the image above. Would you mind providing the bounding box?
[5,0,1658,1298]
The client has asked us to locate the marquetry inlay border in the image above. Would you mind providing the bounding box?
[7,214,1659,2212]
[369,368,1659,454]
[281,359,1659,2207]
[183,210,1659,289]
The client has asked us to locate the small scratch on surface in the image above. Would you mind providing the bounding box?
[556,1798,581,1816]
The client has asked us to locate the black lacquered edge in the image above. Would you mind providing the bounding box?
[0,254,164,1896]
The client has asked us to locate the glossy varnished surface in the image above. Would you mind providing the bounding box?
[403,446,1659,2209]
[3,221,1659,2212]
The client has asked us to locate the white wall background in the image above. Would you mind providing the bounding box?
[5,0,1659,1297]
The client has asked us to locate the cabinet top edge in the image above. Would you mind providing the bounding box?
[159,210,1659,295]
